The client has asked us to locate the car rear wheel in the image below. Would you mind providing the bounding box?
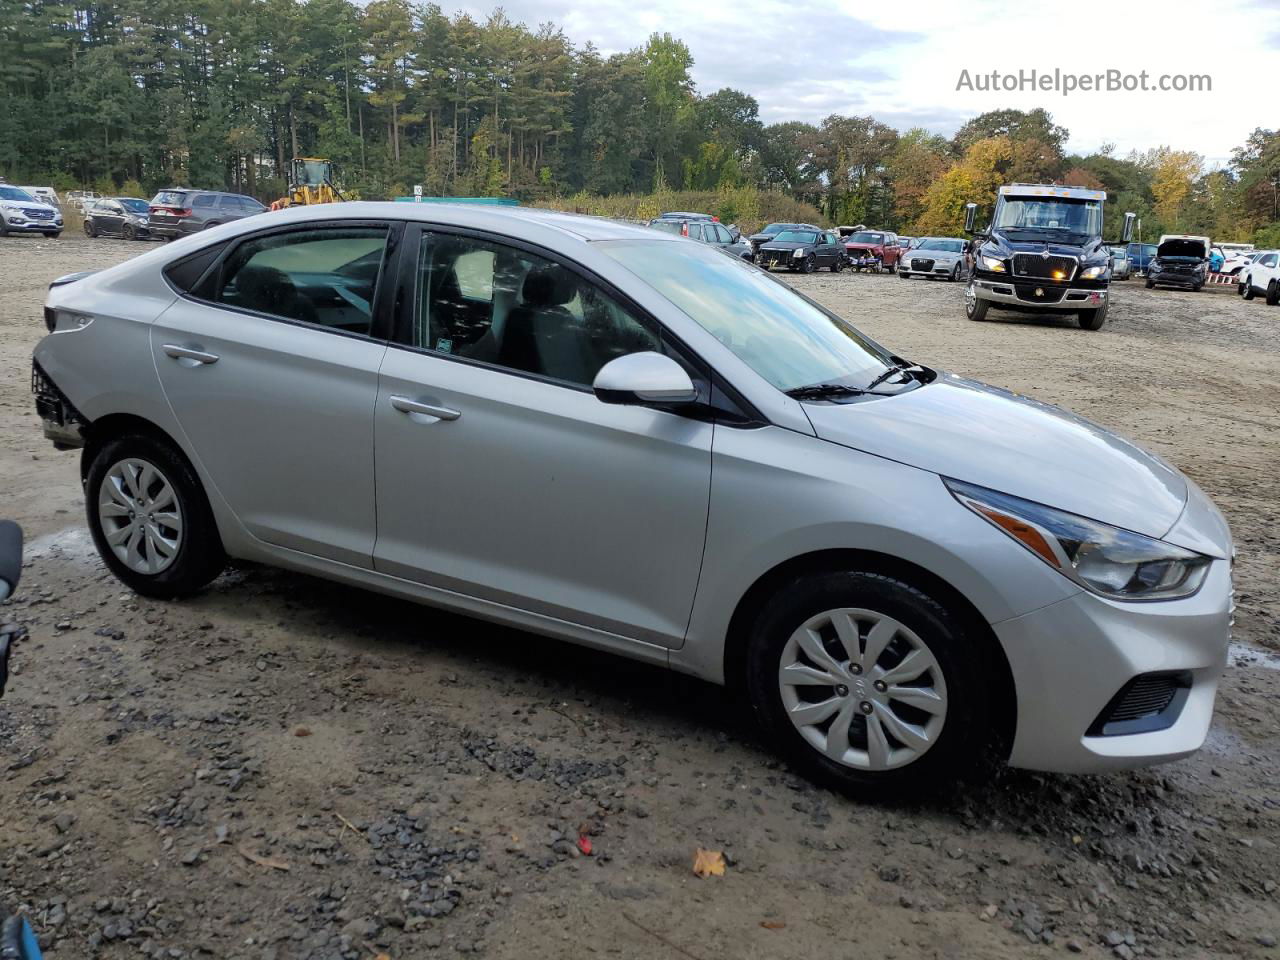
[746,571,988,798]
[83,220,95,238]
[1268,281,1280,306]
[86,433,226,599]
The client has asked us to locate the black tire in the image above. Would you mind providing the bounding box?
[949,263,961,282]
[202,220,221,231]
[0,225,8,238]
[745,570,989,798]
[85,433,226,599]
[1268,281,1280,307]
[1078,299,1109,330]
[1145,277,1155,289]
[122,223,137,241]
[965,290,989,321]
[1242,277,1256,300]
[47,232,61,239]
[1191,283,1203,292]
[830,257,843,273]
[801,255,815,274]
[83,220,96,238]
[898,271,910,279]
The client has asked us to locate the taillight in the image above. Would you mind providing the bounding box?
[176,208,192,217]
[149,206,161,215]
[681,224,689,237]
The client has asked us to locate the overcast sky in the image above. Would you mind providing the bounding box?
[453,0,1276,168]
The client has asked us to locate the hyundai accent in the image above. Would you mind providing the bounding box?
[32,204,1232,796]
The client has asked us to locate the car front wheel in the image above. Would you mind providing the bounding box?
[86,433,226,599]
[801,255,815,274]
[746,571,988,798]
[1268,281,1280,306]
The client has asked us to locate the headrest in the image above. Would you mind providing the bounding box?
[521,266,577,307]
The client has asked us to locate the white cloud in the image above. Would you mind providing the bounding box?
[449,0,1273,164]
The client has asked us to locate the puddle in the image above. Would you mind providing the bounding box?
[1228,641,1280,671]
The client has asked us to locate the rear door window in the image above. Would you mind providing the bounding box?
[212,227,390,336]
[192,194,217,209]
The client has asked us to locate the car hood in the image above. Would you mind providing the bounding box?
[1157,239,1206,259]
[844,242,885,251]
[759,241,811,252]
[907,248,962,261]
[802,372,1193,542]
[6,198,58,213]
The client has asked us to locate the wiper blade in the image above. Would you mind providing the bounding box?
[784,382,868,401]
[865,363,918,391]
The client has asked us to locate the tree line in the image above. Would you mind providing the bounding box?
[2,0,1278,243]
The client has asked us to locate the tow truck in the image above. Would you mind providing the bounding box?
[963,184,1134,331]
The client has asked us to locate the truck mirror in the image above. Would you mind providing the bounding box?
[1122,212,1136,243]
[964,203,978,234]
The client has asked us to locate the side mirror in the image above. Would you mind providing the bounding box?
[593,352,698,406]
[1122,212,1136,243]
[964,202,978,234]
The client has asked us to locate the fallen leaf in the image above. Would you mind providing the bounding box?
[760,921,785,930]
[237,843,291,871]
[692,848,725,878]
[577,834,593,856]
[292,726,312,737]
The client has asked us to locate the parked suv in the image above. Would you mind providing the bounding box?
[647,216,753,260]
[1239,250,1280,305]
[33,204,1232,798]
[842,230,903,273]
[148,189,267,240]
[0,184,63,238]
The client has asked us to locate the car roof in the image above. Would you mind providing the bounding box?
[236,202,675,244]
[657,211,714,220]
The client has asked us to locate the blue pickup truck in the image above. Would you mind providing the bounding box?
[1126,242,1158,275]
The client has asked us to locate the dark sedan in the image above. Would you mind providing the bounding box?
[83,197,153,240]
[747,221,819,257]
[757,229,846,273]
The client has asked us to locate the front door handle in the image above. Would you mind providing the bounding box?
[162,344,220,365]
[390,395,461,421]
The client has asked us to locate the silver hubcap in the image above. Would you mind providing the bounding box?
[98,458,183,575]
[778,608,947,771]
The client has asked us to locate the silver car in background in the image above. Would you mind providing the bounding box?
[1108,244,1133,280]
[33,204,1232,797]
[899,237,967,280]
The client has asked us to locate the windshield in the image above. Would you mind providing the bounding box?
[994,195,1101,238]
[120,198,149,213]
[0,186,35,202]
[917,238,963,253]
[773,230,817,244]
[599,239,893,392]
[848,232,884,244]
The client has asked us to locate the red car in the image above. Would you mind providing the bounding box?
[842,230,903,273]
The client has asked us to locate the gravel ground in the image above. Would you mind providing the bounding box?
[1,233,1277,960]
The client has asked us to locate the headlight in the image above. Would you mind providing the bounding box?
[946,479,1211,601]
[792,248,804,259]
[980,255,1006,273]
[1080,264,1107,280]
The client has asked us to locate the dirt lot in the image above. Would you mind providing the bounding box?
[1,233,1278,960]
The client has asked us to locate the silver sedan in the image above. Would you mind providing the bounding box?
[899,237,967,280]
[33,204,1232,797]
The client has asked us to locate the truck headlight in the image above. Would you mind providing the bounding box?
[980,255,1006,273]
[1079,265,1107,280]
[946,479,1211,601]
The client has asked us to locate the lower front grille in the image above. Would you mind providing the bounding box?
[911,258,934,271]
[1015,285,1067,304]
[1087,671,1191,737]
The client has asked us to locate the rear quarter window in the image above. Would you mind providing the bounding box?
[163,244,228,293]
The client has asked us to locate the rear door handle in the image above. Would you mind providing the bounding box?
[390,395,461,421]
[162,344,220,365]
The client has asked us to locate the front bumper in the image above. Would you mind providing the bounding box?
[971,278,1107,311]
[2,216,62,233]
[901,259,960,276]
[1149,272,1203,288]
[994,557,1231,773]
